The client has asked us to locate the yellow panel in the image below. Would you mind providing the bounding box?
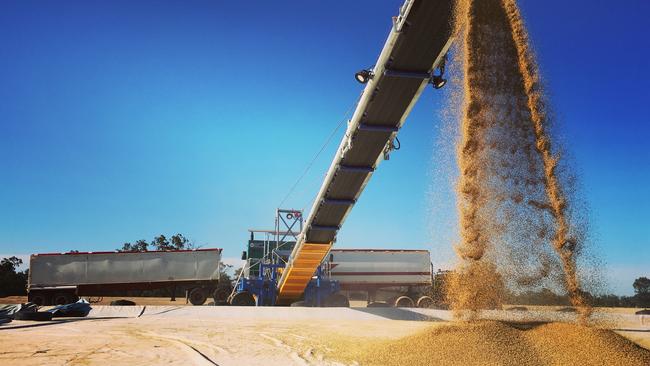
[276,242,332,304]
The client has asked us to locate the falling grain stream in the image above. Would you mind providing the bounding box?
[328,3,650,362]
[450,0,591,321]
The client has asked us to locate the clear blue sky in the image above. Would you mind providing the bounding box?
[1,0,648,295]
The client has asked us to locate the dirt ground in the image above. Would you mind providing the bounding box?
[0,296,370,307]
[0,304,648,365]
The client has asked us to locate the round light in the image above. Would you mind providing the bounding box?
[354,69,373,84]
[431,75,447,89]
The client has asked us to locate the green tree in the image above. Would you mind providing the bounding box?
[0,256,28,296]
[153,235,174,251]
[170,234,191,250]
[1,256,22,272]
[633,277,650,295]
[118,239,148,252]
[219,261,234,283]
[133,239,149,252]
[119,242,133,252]
[633,277,650,307]
[119,234,194,252]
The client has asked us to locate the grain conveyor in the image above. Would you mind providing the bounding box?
[276,0,455,304]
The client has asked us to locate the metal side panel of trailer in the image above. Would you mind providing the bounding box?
[28,249,222,288]
[328,249,432,289]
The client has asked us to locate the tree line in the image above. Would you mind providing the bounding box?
[0,257,28,297]
[504,279,650,308]
[118,233,193,252]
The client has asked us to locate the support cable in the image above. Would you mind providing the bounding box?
[277,95,361,209]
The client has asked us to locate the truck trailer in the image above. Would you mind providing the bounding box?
[27,249,228,306]
[327,249,435,307]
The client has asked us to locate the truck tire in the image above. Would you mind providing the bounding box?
[53,292,74,305]
[323,293,349,307]
[416,296,435,308]
[14,311,53,321]
[212,287,231,305]
[230,292,255,306]
[393,296,415,308]
[189,288,207,306]
[29,293,49,306]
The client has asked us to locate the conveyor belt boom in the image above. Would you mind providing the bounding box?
[276,0,455,304]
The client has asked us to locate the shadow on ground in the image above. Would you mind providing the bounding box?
[350,307,445,321]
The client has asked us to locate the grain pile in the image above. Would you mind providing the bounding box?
[449,0,592,320]
[332,321,650,366]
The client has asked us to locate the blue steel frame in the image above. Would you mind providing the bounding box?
[236,262,284,306]
[236,262,339,306]
[302,266,341,307]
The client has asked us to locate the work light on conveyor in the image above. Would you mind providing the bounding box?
[354,69,374,84]
[430,74,447,89]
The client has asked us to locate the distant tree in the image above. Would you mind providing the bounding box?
[153,235,174,251]
[170,234,192,250]
[119,242,133,252]
[68,250,80,253]
[1,256,22,272]
[633,277,650,295]
[118,239,149,252]
[119,234,194,252]
[0,256,28,296]
[219,261,234,283]
[133,239,149,252]
[592,294,622,308]
[633,277,650,307]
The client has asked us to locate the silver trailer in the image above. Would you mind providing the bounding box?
[28,249,228,306]
[326,249,436,308]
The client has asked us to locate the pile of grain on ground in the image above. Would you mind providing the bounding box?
[328,321,650,366]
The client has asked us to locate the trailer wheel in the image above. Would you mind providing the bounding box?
[230,291,255,306]
[416,296,435,308]
[29,293,49,306]
[53,292,73,305]
[323,293,349,307]
[393,296,415,308]
[189,288,207,306]
[212,287,231,305]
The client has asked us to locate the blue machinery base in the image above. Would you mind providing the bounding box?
[235,263,341,307]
